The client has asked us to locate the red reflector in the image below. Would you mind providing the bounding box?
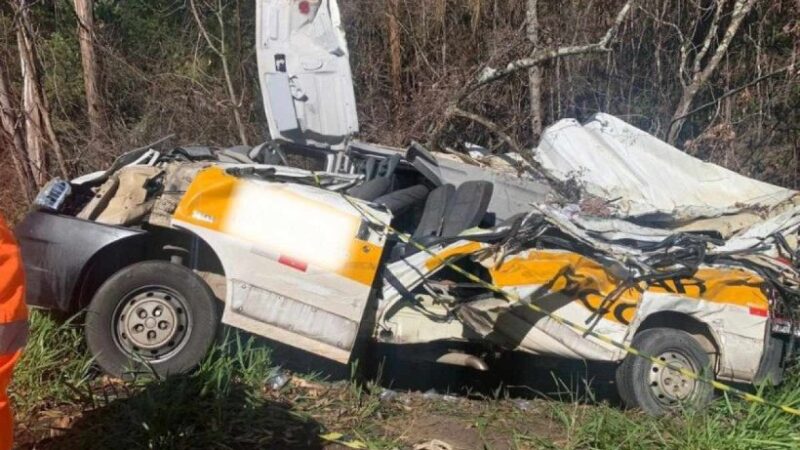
[299,1,310,14]
[279,255,308,272]
[749,307,769,317]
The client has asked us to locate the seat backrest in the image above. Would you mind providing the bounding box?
[373,185,430,215]
[347,154,401,201]
[348,176,392,201]
[412,184,455,239]
[441,181,493,238]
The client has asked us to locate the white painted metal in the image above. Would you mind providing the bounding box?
[257,0,359,149]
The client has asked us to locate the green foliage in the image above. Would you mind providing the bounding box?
[9,311,93,418]
[95,0,189,62]
[41,31,85,121]
[10,311,800,449]
[549,380,800,450]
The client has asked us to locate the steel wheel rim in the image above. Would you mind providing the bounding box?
[648,350,698,406]
[113,286,191,362]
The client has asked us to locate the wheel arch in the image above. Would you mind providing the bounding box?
[72,226,227,311]
[631,311,722,372]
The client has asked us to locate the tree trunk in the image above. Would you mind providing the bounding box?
[526,0,543,142]
[15,0,68,186]
[17,26,47,186]
[73,0,108,150]
[668,0,757,144]
[387,0,402,109]
[0,64,35,201]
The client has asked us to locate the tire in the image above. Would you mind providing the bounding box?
[616,328,714,415]
[85,261,220,379]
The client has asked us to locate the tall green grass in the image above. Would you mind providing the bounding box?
[10,311,93,417]
[36,330,325,449]
[10,311,800,449]
[548,376,800,450]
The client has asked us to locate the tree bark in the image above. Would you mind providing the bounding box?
[73,0,108,150]
[526,0,543,142]
[387,0,402,109]
[0,63,35,201]
[15,1,68,185]
[667,0,757,144]
[17,23,47,186]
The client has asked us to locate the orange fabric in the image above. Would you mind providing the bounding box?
[0,352,21,450]
[0,215,27,450]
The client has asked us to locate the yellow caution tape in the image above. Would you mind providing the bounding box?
[331,187,800,417]
[320,432,368,448]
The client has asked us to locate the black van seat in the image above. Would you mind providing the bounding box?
[441,181,493,237]
[413,184,455,240]
[349,176,392,201]
[374,185,430,215]
[348,154,401,201]
[391,181,494,260]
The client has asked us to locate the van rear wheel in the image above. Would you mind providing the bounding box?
[85,261,220,379]
[616,328,714,415]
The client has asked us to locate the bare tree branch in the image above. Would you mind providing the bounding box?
[189,0,249,145]
[12,0,68,184]
[449,106,576,199]
[668,0,758,143]
[477,0,635,86]
[0,61,35,201]
[429,0,635,156]
[670,63,797,124]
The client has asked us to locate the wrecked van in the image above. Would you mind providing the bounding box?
[15,0,800,416]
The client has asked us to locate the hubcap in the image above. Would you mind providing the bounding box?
[648,351,697,406]
[114,288,190,361]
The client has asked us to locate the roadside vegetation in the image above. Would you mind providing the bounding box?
[2,1,800,448]
[1,1,799,219]
[10,310,800,449]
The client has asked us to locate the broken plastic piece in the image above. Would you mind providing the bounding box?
[266,370,291,390]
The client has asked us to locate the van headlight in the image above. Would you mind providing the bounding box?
[34,178,72,212]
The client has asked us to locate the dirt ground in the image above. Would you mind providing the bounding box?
[17,379,567,450]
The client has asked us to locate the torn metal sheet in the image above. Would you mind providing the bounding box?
[536,113,797,224]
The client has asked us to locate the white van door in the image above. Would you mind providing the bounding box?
[257,0,359,149]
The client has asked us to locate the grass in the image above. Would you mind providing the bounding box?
[10,310,800,449]
[10,311,93,418]
[548,380,800,450]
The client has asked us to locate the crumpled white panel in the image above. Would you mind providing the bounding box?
[535,113,796,220]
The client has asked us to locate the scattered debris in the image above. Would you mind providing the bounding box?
[379,388,398,403]
[266,371,291,391]
[512,399,532,411]
[413,439,453,450]
[422,389,440,400]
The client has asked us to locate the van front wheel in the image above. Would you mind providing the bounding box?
[85,261,220,379]
[616,328,714,415]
